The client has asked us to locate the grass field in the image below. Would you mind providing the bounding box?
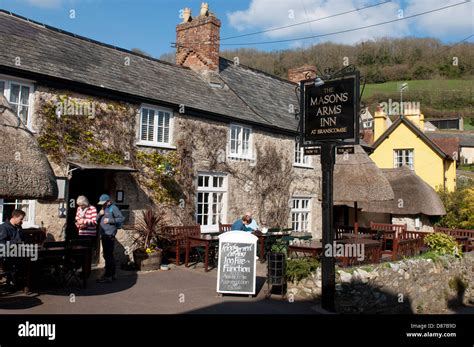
[464,121,474,130]
[362,79,473,99]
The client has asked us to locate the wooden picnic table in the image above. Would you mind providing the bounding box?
[24,245,92,292]
[253,230,291,262]
[340,233,374,240]
[288,241,323,258]
[185,234,220,272]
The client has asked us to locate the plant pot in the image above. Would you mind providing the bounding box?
[133,249,162,271]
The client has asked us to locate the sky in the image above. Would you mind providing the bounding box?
[0,0,472,59]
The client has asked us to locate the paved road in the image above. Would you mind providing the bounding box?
[0,263,320,314]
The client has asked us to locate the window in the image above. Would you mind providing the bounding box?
[294,141,311,166]
[138,106,172,147]
[1,80,32,127]
[394,149,414,170]
[229,124,252,158]
[0,199,36,228]
[291,198,311,232]
[196,173,227,232]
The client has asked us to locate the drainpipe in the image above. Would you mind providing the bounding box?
[443,158,446,193]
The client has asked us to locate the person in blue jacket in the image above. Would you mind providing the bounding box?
[96,194,124,283]
[231,215,253,232]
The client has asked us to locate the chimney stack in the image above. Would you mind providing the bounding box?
[176,3,221,74]
[288,65,317,83]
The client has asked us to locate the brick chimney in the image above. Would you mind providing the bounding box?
[176,3,221,74]
[288,65,317,83]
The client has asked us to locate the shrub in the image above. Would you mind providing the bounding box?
[436,183,474,229]
[286,258,319,283]
[424,232,462,258]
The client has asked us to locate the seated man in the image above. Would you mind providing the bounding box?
[0,209,25,244]
[244,211,259,232]
[0,209,25,287]
[231,215,252,232]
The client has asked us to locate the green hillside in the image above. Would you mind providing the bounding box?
[362,79,473,119]
[362,80,473,99]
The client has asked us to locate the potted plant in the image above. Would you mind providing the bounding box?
[132,208,169,271]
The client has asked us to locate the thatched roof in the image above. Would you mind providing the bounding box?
[333,145,394,203]
[0,96,58,200]
[356,166,446,216]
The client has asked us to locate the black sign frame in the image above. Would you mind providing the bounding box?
[299,68,360,147]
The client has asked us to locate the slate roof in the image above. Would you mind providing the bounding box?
[427,131,474,148]
[0,10,298,133]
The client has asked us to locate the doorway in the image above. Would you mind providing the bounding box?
[66,169,113,239]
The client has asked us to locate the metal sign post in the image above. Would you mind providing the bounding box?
[298,66,360,312]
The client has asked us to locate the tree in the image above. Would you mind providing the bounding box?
[436,182,474,229]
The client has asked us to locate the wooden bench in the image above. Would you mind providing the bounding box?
[336,241,382,267]
[370,222,407,257]
[219,223,232,233]
[391,231,425,260]
[162,225,201,265]
[335,225,354,240]
[434,227,474,252]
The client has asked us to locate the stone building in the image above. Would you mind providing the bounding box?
[0,5,322,255]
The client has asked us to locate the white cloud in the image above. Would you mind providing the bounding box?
[227,0,410,46]
[405,0,473,41]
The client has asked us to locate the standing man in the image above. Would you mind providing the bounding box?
[96,194,124,283]
[0,209,25,244]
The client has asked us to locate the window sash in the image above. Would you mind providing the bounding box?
[196,174,226,229]
[8,82,31,124]
[291,198,310,232]
[229,125,252,157]
[294,142,310,165]
[139,107,171,145]
[394,149,414,169]
[196,191,224,227]
[0,199,34,227]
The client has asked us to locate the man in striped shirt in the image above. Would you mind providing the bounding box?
[75,196,97,236]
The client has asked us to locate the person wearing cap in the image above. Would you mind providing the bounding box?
[96,194,124,283]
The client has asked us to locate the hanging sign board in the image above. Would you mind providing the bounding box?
[303,73,358,142]
[217,231,257,295]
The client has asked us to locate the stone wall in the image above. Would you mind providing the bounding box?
[175,115,322,239]
[392,214,435,232]
[28,86,323,266]
[288,254,474,313]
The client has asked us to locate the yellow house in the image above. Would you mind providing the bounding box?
[371,109,456,192]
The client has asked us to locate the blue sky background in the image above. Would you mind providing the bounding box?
[0,0,472,59]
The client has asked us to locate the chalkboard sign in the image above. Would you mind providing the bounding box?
[217,231,258,295]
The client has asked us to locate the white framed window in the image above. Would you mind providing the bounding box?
[291,198,311,233]
[196,173,227,232]
[294,141,311,167]
[228,124,253,159]
[0,199,36,228]
[0,78,34,129]
[394,149,414,170]
[137,105,174,148]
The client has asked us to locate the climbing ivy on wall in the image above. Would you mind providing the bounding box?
[35,92,190,206]
[36,94,136,166]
